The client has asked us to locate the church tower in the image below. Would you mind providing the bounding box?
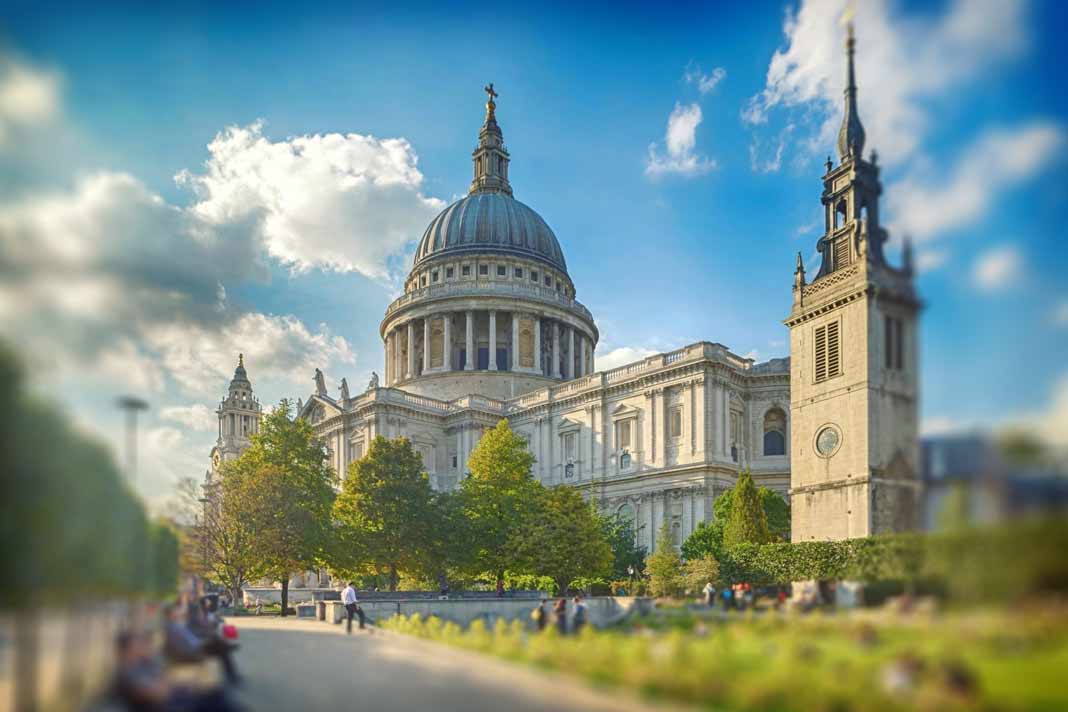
[786,25,922,541]
[207,354,262,483]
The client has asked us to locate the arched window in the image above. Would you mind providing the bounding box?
[835,199,848,229]
[671,521,681,547]
[763,407,786,456]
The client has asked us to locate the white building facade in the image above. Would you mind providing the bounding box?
[290,88,791,554]
[207,42,921,555]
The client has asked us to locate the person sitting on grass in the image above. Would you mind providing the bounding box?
[113,630,243,712]
[163,602,241,686]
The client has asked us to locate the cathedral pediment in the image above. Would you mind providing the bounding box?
[556,417,581,433]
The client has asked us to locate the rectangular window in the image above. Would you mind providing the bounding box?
[420,275,427,287]
[616,420,631,449]
[479,264,489,276]
[670,407,683,438]
[462,264,471,277]
[814,320,841,382]
[497,265,506,277]
[894,319,903,370]
[563,432,576,460]
[530,270,539,282]
[446,267,454,279]
[431,270,439,283]
[544,275,552,286]
[514,267,523,278]
[884,316,905,370]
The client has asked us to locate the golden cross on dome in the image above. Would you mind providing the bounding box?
[484,83,498,102]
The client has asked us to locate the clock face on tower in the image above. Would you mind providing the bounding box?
[816,425,841,457]
[212,451,222,469]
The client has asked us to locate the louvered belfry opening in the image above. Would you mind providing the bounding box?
[814,321,841,383]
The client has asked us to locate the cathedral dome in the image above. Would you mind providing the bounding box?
[413,192,567,273]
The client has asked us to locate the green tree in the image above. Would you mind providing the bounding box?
[597,510,646,581]
[332,436,439,590]
[644,524,683,597]
[682,485,789,561]
[458,420,540,590]
[683,555,721,593]
[723,470,771,549]
[513,487,613,595]
[222,399,336,614]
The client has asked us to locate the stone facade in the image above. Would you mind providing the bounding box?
[785,26,922,542]
[299,342,789,554]
[207,56,920,555]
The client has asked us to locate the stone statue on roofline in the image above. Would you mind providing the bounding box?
[339,377,350,402]
[367,371,379,391]
[314,368,327,397]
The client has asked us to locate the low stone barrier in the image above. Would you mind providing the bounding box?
[321,596,651,629]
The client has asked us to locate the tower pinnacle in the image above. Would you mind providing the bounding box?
[470,82,513,196]
[836,23,866,161]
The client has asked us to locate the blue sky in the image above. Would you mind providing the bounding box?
[1,0,1065,505]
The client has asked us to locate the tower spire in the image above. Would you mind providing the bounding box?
[836,23,866,161]
[470,83,513,196]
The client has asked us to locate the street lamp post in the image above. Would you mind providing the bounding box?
[116,396,149,491]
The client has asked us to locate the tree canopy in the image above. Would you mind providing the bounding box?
[333,436,440,590]
[512,485,613,595]
[457,420,540,587]
[220,399,336,613]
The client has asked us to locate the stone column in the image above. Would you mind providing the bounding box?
[395,328,403,384]
[423,318,431,374]
[512,312,520,371]
[385,331,393,384]
[406,321,415,378]
[464,310,475,370]
[488,310,497,371]
[455,426,463,477]
[567,326,575,379]
[552,321,561,378]
[533,316,541,374]
[721,385,730,456]
[443,312,452,371]
[578,332,586,376]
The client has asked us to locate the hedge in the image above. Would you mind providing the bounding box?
[718,518,1068,603]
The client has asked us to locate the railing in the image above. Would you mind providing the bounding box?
[384,281,595,322]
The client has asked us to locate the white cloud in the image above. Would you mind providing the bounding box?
[0,57,60,145]
[645,102,716,178]
[745,0,1028,168]
[916,248,950,274]
[1053,301,1068,328]
[972,245,1024,292]
[921,416,969,437]
[594,346,660,371]
[179,121,445,280]
[683,64,726,94]
[145,313,355,397]
[160,404,216,431]
[888,122,1066,241]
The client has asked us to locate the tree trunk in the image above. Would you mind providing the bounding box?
[280,578,289,616]
[389,565,398,592]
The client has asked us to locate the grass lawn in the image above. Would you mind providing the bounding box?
[382,603,1068,711]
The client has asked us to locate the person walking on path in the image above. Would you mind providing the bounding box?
[553,598,568,635]
[342,582,365,633]
[571,596,588,635]
[702,581,716,608]
[721,586,732,613]
[531,599,548,631]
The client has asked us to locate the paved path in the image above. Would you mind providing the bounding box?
[229,617,683,712]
